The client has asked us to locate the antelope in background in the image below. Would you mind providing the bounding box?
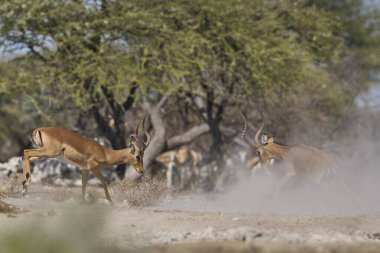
[155,146,202,190]
[240,113,338,197]
[22,117,151,203]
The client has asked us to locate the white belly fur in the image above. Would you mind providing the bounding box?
[54,155,83,169]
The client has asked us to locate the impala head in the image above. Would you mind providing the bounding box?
[129,115,151,174]
[241,112,274,168]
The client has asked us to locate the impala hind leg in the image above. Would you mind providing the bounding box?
[81,169,89,203]
[92,169,112,203]
[22,148,61,195]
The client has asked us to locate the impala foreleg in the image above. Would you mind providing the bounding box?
[81,169,89,203]
[22,155,32,195]
[22,148,61,195]
[246,156,260,172]
[92,169,112,203]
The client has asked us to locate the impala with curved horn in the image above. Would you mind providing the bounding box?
[240,112,338,197]
[22,116,151,203]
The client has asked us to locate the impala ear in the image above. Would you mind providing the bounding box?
[128,141,136,154]
[129,136,138,154]
[267,137,274,143]
[261,134,268,145]
[130,135,137,143]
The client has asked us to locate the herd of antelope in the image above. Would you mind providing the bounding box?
[21,111,344,204]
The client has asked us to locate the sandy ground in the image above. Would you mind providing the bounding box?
[0,184,380,253]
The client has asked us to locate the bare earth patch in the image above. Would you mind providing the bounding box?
[0,200,28,216]
[0,183,379,253]
[110,177,168,206]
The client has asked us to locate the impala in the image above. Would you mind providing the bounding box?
[155,146,201,189]
[22,117,151,203]
[240,113,338,197]
[245,155,275,178]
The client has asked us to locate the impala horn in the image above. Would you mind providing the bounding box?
[254,120,264,148]
[142,114,151,149]
[240,112,248,141]
[131,121,145,144]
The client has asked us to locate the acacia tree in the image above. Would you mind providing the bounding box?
[1,0,377,182]
[153,1,345,159]
[0,0,190,176]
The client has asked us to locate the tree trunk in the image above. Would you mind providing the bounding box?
[142,96,210,172]
[88,82,138,179]
[90,106,128,178]
[209,120,223,161]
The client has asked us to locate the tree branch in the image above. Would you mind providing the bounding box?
[157,94,169,109]
[142,96,168,170]
[233,136,251,150]
[166,123,209,150]
[189,94,208,122]
[215,82,233,123]
[122,82,138,111]
[27,44,48,63]
[101,0,109,16]
[142,93,209,171]
[101,86,123,117]
[91,105,115,141]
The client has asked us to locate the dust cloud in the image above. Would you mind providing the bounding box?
[158,138,380,215]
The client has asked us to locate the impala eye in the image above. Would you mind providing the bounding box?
[256,151,261,157]
[136,155,141,161]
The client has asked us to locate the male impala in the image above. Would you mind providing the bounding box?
[240,113,338,197]
[22,117,151,203]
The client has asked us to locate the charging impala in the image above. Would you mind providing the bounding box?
[240,113,338,197]
[22,117,151,203]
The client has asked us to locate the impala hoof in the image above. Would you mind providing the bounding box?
[100,199,113,206]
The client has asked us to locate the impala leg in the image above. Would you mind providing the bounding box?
[22,156,31,195]
[246,156,260,170]
[92,169,112,203]
[22,148,60,195]
[81,169,89,203]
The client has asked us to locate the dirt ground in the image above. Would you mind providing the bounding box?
[0,183,380,253]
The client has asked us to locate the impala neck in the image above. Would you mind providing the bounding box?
[264,143,289,161]
[104,148,135,166]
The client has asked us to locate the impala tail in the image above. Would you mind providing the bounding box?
[30,129,43,148]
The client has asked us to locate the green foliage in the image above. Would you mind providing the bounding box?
[0,0,344,105]
[307,0,380,74]
[0,0,179,111]
[0,0,378,158]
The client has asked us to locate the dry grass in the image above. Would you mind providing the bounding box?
[0,176,22,199]
[110,177,168,206]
